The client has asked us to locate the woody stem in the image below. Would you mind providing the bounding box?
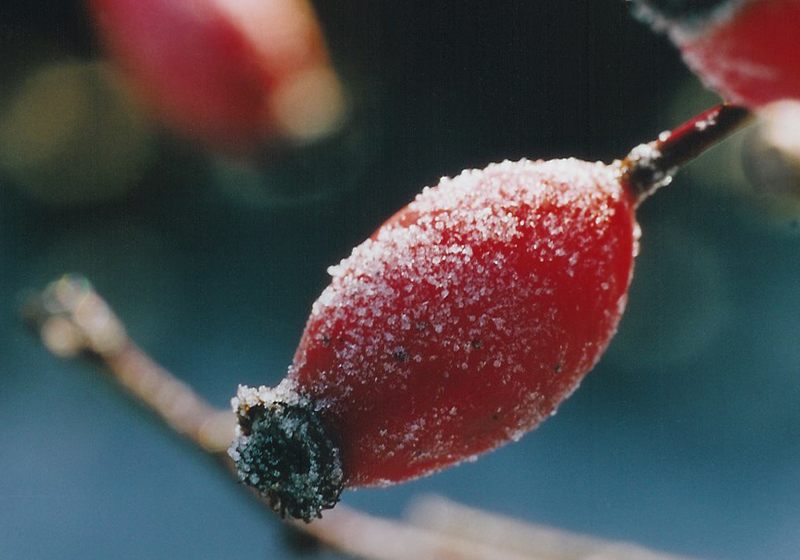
[20,274,235,454]
[621,103,753,202]
[22,275,695,560]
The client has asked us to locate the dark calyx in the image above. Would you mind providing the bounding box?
[631,0,736,26]
[231,400,343,521]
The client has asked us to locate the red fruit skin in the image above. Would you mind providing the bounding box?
[289,159,639,487]
[673,0,800,107]
[88,0,334,155]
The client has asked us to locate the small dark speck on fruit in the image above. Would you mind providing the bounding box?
[392,348,410,362]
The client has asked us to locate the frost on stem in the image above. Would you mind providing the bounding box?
[620,141,674,202]
[229,382,343,521]
[621,103,752,202]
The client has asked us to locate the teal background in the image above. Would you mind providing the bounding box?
[1,1,798,558]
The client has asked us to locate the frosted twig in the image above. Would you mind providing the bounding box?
[23,274,699,560]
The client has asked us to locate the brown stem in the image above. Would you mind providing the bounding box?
[621,103,753,203]
[298,505,539,560]
[407,496,695,560]
[20,274,234,454]
[22,274,699,560]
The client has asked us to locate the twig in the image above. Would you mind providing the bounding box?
[20,274,234,454]
[406,496,695,560]
[297,505,536,560]
[22,274,700,560]
[621,103,753,203]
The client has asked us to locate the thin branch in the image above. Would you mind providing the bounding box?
[621,103,753,203]
[296,505,536,560]
[406,496,695,560]
[22,274,700,560]
[21,274,233,454]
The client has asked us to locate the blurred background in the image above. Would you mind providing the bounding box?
[1,1,799,558]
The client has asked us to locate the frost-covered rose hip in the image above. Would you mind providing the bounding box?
[88,0,345,155]
[633,0,800,107]
[229,104,751,521]
[231,159,637,520]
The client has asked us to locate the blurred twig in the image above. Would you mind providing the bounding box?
[298,505,536,560]
[22,274,697,560]
[407,496,693,560]
[21,274,233,453]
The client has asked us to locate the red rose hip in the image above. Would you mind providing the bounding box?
[229,105,751,521]
[88,0,345,155]
[231,159,638,520]
[634,0,800,107]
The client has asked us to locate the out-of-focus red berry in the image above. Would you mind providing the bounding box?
[88,0,345,155]
[636,0,800,107]
[230,158,640,519]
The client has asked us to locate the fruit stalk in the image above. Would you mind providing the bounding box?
[621,103,753,202]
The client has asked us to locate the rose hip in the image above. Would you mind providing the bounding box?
[634,0,800,107]
[229,105,751,521]
[88,0,344,155]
